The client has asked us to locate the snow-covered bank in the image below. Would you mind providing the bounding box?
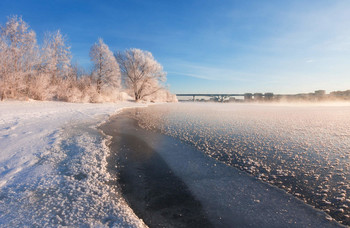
[0,101,147,227]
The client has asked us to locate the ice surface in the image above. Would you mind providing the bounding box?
[134,103,350,225]
[0,101,147,227]
[117,108,343,227]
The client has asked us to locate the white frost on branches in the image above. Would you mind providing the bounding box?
[116,48,166,101]
[0,15,176,103]
[0,15,38,99]
[90,38,121,93]
[41,30,71,81]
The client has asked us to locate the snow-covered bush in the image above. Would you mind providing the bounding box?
[147,89,178,103]
[26,73,53,100]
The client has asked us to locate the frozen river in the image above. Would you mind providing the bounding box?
[132,102,350,226]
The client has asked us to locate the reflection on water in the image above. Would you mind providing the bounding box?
[133,103,350,225]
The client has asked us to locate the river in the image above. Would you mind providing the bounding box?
[101,102,349,227]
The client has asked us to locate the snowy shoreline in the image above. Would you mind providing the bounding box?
[0,101,346,227]
[0,101,148,227]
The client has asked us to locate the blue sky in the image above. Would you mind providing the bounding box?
[1,0,350,94]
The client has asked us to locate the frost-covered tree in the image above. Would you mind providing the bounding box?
[0,15,175,103]
[41,30,71,81]
[0,15,38,99]
[116,48,166,101]
[69,62,86,81]
[0,37,8,100]
[89,38,121,93]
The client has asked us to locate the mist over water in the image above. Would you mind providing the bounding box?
[133,103,350,225]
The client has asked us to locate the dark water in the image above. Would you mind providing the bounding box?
[132,103,350,226]
[100,113,212,228]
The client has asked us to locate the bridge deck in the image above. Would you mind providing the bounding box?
[176,94,244,97]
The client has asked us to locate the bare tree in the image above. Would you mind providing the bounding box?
[116,48,166,101]
[90,38,120,94]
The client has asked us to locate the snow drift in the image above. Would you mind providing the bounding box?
[0,101,147,227]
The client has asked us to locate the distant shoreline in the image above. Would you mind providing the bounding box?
[176,89,350,103]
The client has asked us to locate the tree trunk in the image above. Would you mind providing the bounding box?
[135,92,141,101]
[97,78,101,94]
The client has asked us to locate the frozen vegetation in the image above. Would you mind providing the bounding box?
[0,101,147,227]
[134,102,350,226]
[0,16,176,103]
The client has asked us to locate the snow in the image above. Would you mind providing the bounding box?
[0,100,147,227]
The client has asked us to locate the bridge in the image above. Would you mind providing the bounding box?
[176,94,245,101]
[176,93,277,102]
[176,91,326,102]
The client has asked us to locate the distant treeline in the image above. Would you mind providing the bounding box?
[0,16,177,103]
[271,90,350,102]
[242,90,350,102]
[241,90,350,102]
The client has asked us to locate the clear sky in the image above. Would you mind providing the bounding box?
[1,0,350,94]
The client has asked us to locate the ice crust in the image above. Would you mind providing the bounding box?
[119,111,343,227]
[134,103,350,225]
[0,101,147,227]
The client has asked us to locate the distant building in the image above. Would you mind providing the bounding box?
[244,93,253,101]
[176,89,350,103]
[314,90,326,97]
[264,93,274,100]
[254,93,263,101]
[330,90,350,100]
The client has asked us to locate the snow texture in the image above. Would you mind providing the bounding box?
[0,101,147,227]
